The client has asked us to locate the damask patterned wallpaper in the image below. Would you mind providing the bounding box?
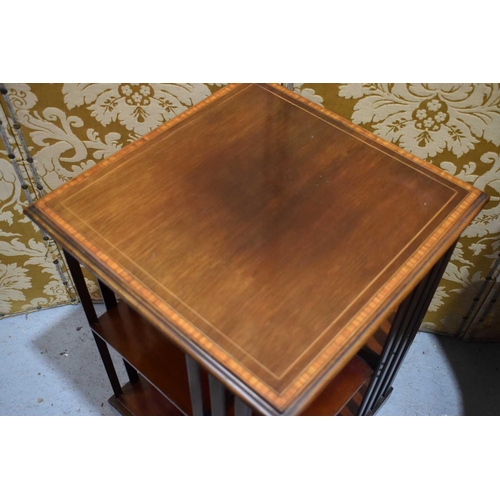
[0,83,499,340]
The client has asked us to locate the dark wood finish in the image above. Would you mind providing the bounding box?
[98,279,118,310]
[185,355,204,416]
[359,245,456,415]
[358,315,393,369]
[123,359,140,386]
[90,299,374,417]
[300,355,372,416]
[366,316,393,357]
[63,249,97,324]
[235,397,252,416]
[26,84,488,415]
[110,349,373,417]
[338,381,371,416]
[92,334,123,398]
[98,278,140,385]
[109,376,184,416]
[209,374,226,416]
[64,250,122,398]
[91,301,195,415]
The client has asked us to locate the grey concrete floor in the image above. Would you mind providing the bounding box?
[1,303,500,416]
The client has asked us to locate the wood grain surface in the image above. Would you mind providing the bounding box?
[25,83,488,414]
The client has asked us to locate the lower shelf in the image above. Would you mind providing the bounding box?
[109,376,185,416]
[92,301,197,415]
[301,355,373,416]
[93,301,373,416]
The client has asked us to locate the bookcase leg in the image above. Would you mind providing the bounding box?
[358,243,456,416]
[63,249,123,398]
[366,387,393,416]
[209,374,226,416]
[122,361,140,386]
[235,397,252,416]
[185,355,204,416]
[92,333,124,398]
[97,279,139,385]
[63,250,97,324]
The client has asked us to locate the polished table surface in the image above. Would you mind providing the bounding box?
[26,83,487,415]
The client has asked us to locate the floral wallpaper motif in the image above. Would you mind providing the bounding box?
[62,83,216,136]
[337,84,500,158]
[0,262,30,313]
[0,83,498,340]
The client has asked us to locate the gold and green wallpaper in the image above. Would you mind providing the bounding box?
[0,83,499,340]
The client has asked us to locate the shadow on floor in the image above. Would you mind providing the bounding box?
[29,304,126,415]
[435,334,500,416]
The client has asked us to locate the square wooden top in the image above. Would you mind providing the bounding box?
[26,83,487,415]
